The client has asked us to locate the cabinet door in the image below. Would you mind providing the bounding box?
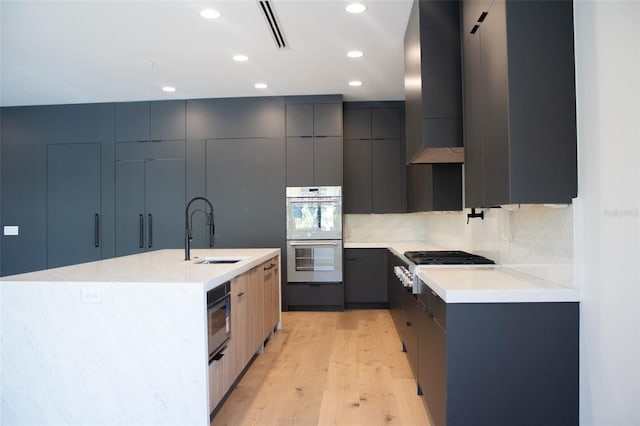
[46,143,102,268]
[313,136,342,186]
[481,0,510,206]
[286,137,315,186]
[115,102,149,142]
[419,298,447,426]
[208,353,226,413]
[206,139,266,248]
[228,275,249,376]
[344,249,387,305]
[286,104,314,136]
[343,109,371,139]
[115,159,146,256]
[145,157,185,250]
[343,139,372,213]
[1,144,47,276]
[247,266,265,356]
[462,0,485,208]
[372,139,404,213]
[371,108,402,140]
[313,103,342,137]
[150,101,186,141]
[262,258,279,339]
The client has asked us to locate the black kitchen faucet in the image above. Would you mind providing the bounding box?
[185,196,215,260]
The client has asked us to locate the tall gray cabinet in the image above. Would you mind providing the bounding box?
[47,143,102,268]
[285,96,343,187]
[343,102,406,214]
[461,0,577,206]
[114,101,186,256]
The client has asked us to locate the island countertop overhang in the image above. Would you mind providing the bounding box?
[0,248,280,292]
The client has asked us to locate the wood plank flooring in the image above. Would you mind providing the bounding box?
[211,310,432,426]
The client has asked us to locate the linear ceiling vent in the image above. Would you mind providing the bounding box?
[258,1,288,49]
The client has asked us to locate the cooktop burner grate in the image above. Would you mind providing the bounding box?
[403,250,495,265]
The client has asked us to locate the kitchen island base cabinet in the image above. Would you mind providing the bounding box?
[417,295,579,426]
[210,256,282,416]
[287,282,344,311]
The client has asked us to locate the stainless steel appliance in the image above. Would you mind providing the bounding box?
[206,282,230,362]
[402,250,495,294]
[403,250,495,265]
[286,186,342,282]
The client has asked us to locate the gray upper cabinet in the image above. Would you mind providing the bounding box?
[116,100,186,142]
[343,102,406,214]
[187,97,285,140]
[404,0,463,163]
[115,102,149,142]
[47,143,102,268]
[285,96,343,187]
[115,140,186,256]
[461,0,577,206]
[285,104,314,136]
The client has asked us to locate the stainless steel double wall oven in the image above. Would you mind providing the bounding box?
[286,186,342,283]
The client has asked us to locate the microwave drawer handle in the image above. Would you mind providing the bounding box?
[290,241,338,246]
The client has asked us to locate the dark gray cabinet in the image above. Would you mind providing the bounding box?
[461,0,577,207]
[285,97,343,186]
[344,248,388,308]
[287,283,344,311]
[415,281,578,426]
[115,140,185,256]
[343,103,406,214]
[46,143,102,268]
[116,100,186,142]
[187,97,285,140]
[205,138,286,249]
[407,164,462,212]
[1,144,47,276]
[404,0,463,163]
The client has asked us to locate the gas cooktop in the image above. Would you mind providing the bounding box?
[403,250,495,265]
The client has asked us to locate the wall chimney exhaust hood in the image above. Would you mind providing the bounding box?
[404,0,463,164]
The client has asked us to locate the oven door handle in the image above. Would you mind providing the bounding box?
[289,241,338,246]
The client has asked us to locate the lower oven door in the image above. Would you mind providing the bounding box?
[287,240,343,282]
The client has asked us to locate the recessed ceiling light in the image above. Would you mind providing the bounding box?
[233,54,249,62]
[200,8,221,19]
[348,80,363,87]
[347,50,363,58]
[346,3,366,14]
[162,86,176,92]
[254,83,268,89]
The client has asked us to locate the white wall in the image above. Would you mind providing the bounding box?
[574,1,640,424]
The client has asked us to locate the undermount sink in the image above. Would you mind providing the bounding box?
[193,256,249,265]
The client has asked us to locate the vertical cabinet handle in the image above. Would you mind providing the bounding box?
[139,214,144,248]
[148,213,153,248]
[94,213,100,248]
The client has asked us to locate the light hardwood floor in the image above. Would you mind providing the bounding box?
[212,310,432,426]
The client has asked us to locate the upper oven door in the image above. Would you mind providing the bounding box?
[286,187,342,240]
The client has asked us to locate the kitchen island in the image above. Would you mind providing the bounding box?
[0,248,280,426]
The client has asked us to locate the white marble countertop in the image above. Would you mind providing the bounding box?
[1,248,281,426]
[344,241,578,303]
[1,248,280,292]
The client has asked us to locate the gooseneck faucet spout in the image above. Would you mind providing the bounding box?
[185,196,215,261]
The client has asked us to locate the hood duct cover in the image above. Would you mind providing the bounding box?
[258,1,288,49]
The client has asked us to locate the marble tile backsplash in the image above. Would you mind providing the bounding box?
[344,204,574,286]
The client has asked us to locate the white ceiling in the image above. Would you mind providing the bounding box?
[0,0,413,107]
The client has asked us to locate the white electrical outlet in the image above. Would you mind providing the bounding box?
[3,226,19,236]
[81,288,103,304]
